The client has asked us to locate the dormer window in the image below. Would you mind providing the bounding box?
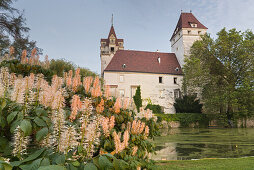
[190,23,197,28]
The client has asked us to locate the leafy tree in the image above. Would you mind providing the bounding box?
[49,59,97,77]
[133,86,142,112]
[183,28,254,126]
[174,95,203,113]
[0,0,41,56]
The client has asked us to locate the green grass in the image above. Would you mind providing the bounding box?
[152,157,254,170]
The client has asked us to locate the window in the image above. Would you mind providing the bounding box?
[198,31,201,35]
[110,47,114,52]
[188,30,191,34]
[159,77,163,83]
[119,89,125,97]
[174,89,181,99]
[119,75,124,82]
[109,85,117,97]
[190,23,197,28]
[174,77,177,84]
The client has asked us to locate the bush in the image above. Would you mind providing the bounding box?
[174,95,203,113]
[133,86,142,112]
[155,113,208,127]
[145,104,163,114]
[0,58,157,169]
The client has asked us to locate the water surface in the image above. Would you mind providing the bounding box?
[151,128,254,160]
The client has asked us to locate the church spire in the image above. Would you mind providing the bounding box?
[111,14,113,26]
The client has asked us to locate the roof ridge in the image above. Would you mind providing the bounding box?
[117,49,174,54]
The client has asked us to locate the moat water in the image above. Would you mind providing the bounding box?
[151,128,254,160]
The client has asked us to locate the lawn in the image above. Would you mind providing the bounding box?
[153,157,254,170]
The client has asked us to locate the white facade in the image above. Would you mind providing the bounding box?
[171,28,207,67]
[104,71,183,113]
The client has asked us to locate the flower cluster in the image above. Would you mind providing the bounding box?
[12,126,30,159]
[135,107,157,121]
[19,49,50,68]
[101,116,115,137]
[112,130,129,153]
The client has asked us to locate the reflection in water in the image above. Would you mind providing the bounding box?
[151,128,254,160]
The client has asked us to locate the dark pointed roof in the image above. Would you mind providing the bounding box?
[108,25,117,39]
[101,25,123,46]
[170,13,207,40]
[105,50,182,75]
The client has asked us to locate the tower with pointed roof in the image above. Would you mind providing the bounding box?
[100,24,124,76]
[170,12,208,67]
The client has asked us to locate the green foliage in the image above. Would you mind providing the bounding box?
[145,104,163,114]
[155,113,208,128]
[133,86,142,112]
[184,28,254,125]
[49,59,97,78]
[174,95,203,113]
[0,59,54,81]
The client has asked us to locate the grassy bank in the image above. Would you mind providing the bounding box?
[153,157,254,170]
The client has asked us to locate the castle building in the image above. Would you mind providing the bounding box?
[100,12,207,113]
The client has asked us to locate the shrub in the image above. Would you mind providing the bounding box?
[174,95,203,113]
[0,55,157,169]
[133,86,142,112]
[145,104,163,114]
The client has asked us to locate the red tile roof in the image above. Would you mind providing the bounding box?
[101,25,123,46]
[170,13,207,40]
[104,50,182,75]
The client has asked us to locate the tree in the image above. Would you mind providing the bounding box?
[183,28,254,126]
[0,0,41,56]
[133,86,142,112]
[49,59,97,77]
[174,95,203,113]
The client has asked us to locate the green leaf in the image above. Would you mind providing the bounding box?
[113,159,129,170]
[10,119,21,133]
[72,161,80,167]
[38,165,66,170]
[34,117,47,127]
[36,127,48,142]
[7,111,18,124]
[20,119,32,136]
[0,161,12,170]
[21,148,45,164]
[35,107,45,116]
[55,154,65,165]
[1,100,6,109]
[84,163,98,170]
[40,158,50,166]
[98,156,113,169]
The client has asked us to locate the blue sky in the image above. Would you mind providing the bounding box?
[14,0,254,74]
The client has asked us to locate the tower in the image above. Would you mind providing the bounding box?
[170,12,208,67]
[100,22,124,76]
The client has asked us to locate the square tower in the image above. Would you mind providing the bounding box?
[170,12,208,67]
[100,25,124,76]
